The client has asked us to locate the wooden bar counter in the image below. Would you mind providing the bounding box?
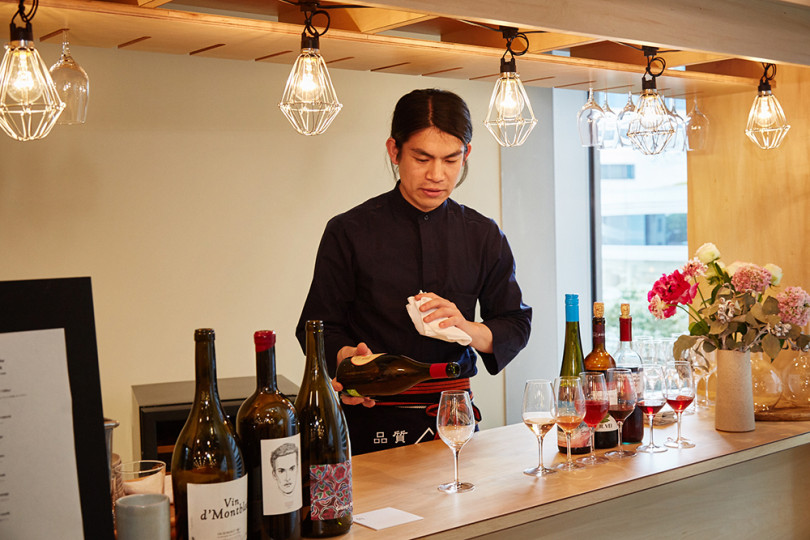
[345,411,810,538]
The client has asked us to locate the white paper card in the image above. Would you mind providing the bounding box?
[0,328,83,539]
[353,507,423,530]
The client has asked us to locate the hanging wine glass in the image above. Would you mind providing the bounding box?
[597,92,619,149]
[577,87,605,147]
[686,96,710,151]
[664,97,686,153]
[49,30,89,125]
[617,91,638,148]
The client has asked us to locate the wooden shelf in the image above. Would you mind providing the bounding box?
[0,0,773,97]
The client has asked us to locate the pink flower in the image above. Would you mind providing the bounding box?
[648,293,676,319]
[778,286,810,327]
[731,263,772,293]
[681,258,707,278]
[648,270,698,306]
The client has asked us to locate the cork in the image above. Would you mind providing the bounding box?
[620,303,630,318]
[593,302,604,318]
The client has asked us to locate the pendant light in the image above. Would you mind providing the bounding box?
[484,27,537,147]
[279,2,342,136]
[0,0,65,141]
[627,47,675,155]
[744,63,790,150]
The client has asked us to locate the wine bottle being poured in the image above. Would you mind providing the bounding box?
[336,353,461,398]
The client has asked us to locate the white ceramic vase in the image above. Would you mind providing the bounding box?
[714,349,755,432]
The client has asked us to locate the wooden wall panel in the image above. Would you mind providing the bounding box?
[687,65,810,337]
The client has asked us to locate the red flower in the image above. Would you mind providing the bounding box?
[648,270,697,307]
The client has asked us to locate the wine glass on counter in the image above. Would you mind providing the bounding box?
[554,376,586,471]
[636,365,668,453]
[578,372,609,465]
[436,390,476,493]
[522,379,558,477]
[605,368,637,459]
[665,361,696,449]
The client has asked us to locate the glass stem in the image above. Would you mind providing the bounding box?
[565,432,573,465]
[676,412,683,442]
[617,421,624,447]
[452,448,460,486]
[537,436,544,469]
[589,428,596,460]
[648,415,656,446]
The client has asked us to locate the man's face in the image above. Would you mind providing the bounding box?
[272,452,298,495]
[387,126,471,213]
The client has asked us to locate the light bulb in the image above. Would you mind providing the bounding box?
[5,47,45,103]
[626,88,675,155]
[484,65,537,147]
[494,77,524,120]
[279,38,342,136]
[752,94,777,128]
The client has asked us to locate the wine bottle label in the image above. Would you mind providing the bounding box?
[261,434,303,516]
[557,423,590,448]
[595,414,619,432]
[350,353,383,366]
[310,460,352,520]
[187,475,248,540]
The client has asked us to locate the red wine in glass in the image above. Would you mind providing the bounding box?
[583,400,609,428]
[608,405,634,423]
[667,394,694,413]
[637,400,665,416]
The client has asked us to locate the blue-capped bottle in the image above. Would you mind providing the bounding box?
[557,294,590,454]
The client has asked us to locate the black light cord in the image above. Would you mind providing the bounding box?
[13,0,38,26]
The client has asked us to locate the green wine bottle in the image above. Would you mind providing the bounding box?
[557,295,590,455]
[172,328,247,540]
[295,321,352,537]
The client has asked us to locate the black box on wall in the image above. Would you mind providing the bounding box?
[132,375,298,471]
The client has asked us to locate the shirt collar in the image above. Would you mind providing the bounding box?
[392,180,449,219]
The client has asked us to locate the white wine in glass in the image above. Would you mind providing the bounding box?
[522,379,557,477]
[437,390,475,493]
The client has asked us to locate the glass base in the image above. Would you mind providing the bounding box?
[605,448,636,459]
[523,466,558,477]
[576,454,609,465]
[636,443,667,453]
[438,481,475,493]
[665,437,695,449]
[555,461,585,471]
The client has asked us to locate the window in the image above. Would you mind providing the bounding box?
[597,95,689,346]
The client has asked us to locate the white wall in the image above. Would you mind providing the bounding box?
[0,42,508,461]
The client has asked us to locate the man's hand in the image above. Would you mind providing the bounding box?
[415,292,494,353]
[332,342,376,407]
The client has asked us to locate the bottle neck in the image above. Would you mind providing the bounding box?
[255,345,279,392]
[194,339,219,403]
[619,317,633,343]
[304,321,328,380]
[592,317,606,350]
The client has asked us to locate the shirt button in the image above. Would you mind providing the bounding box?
[423,214,429,221]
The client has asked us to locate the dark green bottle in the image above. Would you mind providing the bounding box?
[295,321,352,537]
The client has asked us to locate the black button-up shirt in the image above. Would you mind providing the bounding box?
[296,183,532,379]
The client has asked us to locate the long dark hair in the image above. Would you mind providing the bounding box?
[389,89,473,186]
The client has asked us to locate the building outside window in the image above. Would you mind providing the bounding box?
[597,95,689,349]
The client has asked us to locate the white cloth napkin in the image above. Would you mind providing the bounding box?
[405,294,473,346]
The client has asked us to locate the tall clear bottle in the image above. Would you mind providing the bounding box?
[236,330,301,540]
[557,294,590,455]
[295,320,352,537]
[172,328,248,540]
[612,304,644,443]
[584,302,619,449]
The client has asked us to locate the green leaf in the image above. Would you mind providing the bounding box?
[743,328,758,348]
[710,319,728,335]
[749,303,766,322]
[691,319,710,336]
[762,296,780,316]
[797,334,810,351]
[762,333,782,360]
[702,340,717,353]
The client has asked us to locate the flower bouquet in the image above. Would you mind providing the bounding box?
[647,243,810,361]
